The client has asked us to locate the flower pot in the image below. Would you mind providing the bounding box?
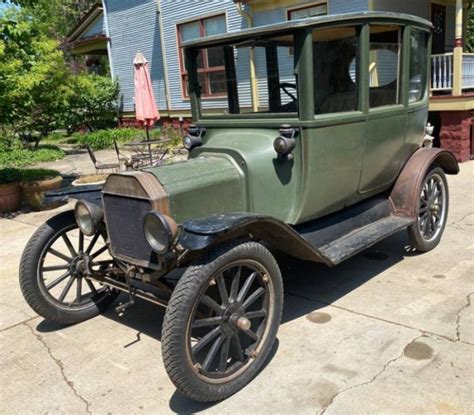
[21,176,63,211]
[0,182,22,213]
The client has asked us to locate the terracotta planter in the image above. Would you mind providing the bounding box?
[21,176,63,211]
[0,182,22,213]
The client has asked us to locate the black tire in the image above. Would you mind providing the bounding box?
[408,166,449,252]
[162,242,283,402]
[19,210,118,325]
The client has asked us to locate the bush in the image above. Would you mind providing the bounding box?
[21,168,60,182]
[76,128,141,150]
[0,145,64,168]
[0,168,22,184]
[63,74,119,133]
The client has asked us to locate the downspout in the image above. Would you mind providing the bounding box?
[235,1,259,112]
[102,0,115,79]
[156,0,172,115]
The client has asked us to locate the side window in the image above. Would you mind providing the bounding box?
[313,26,360,115]
[369,25,401,108]
[409,29,429,103]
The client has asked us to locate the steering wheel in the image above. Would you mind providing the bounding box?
[280,82,297,102]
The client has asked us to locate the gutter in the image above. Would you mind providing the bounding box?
[102,0,115,79]
[235,1,259,112]
[156,0,172,113]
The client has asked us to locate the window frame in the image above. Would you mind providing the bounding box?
[367,24,403,110]
[177,13,227,99]
[286,1,328,21]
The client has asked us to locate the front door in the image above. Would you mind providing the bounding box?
[431,3,446,54]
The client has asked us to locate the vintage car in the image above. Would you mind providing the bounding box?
[20,12,459,402]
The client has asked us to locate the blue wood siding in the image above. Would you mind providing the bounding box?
[105,0,167,112]
[160,0,247,111]
[79,15,105,39]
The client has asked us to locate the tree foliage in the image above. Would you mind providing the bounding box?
[3,0,99,39]
[0,11,72,146]
[466,3,474,53]
[64,74,119,133]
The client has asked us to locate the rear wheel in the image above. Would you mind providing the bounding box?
[408,166,449,252]
[162,242,283,402]
[19,210,119,325]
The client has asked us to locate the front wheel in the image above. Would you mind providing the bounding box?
[161,242,283,402]
[19,210,119,325]
[407,166,449,252]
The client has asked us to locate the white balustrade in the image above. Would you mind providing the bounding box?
[431,53,453,91]
[462,53,474,90]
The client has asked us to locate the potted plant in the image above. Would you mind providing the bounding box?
[0,168,22,213]
[20,169,62,210]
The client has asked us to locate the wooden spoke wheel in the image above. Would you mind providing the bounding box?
[408,166,449,252]
[162,242,283,402]
[20,210,118,325]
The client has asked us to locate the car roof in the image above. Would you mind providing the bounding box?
[181,11,432,48]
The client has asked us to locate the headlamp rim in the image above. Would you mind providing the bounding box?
[143,211,175,254]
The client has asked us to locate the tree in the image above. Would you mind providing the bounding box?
[4,0,99,39]
[63,74,119,133]
[0,10,72,146]
[466,3,474,53]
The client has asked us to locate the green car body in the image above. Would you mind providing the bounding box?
[20,12,460,403]
[144,12,432,226]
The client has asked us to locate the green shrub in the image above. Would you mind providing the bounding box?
[0,168,22,185]
[0,145,64,167]
[77,128,141,150]
[21,168,60,182]
[63,74,119,133]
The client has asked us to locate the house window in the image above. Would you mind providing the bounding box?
[288,2,327,20]
[177,14,227,98]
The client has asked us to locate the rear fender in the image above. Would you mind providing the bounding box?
[389,148,458,219]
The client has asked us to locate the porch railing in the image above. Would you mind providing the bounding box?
[431,53,453,91]
[462,53,474,90]
[431,52,474,92]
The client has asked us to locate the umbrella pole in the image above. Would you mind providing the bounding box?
[146,125,152,165]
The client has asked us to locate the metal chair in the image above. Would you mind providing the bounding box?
[86,145,120,173]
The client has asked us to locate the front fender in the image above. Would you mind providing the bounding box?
[43,185,103,207]
[389,148,459,219]
[179,212,330,265]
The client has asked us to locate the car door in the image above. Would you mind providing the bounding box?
[359,24,407,194]
[297,25,366,222]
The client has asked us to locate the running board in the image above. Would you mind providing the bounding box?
[294,197,414,265]
[316,216,413,265]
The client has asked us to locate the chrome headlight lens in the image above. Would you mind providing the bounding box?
[74,200,103,236]
[143,211,178,254]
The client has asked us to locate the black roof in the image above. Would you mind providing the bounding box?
[182,11,432,48]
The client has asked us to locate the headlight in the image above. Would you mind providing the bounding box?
[143,211,178,254]
[74,200,103,236]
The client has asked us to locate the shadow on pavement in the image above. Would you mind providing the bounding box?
[35,229,414,410]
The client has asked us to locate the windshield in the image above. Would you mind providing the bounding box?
[186,33,298,118]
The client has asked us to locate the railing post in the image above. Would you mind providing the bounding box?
[452,0,463,96]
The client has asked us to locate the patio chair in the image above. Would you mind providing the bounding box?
[86,145,120,173]
[113,140,141,170]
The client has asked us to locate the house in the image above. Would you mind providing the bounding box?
[67,0,473,161]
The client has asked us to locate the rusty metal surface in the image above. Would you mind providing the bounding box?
[389,148,459,219]
[102,171,170,215]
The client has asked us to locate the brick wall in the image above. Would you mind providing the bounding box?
[439,110,472,162]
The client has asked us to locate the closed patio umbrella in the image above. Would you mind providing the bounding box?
[134,52,160,164]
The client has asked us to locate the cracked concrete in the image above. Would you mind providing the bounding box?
[0,161,473,414]
[319,334,425,414]
[24,323,92,415]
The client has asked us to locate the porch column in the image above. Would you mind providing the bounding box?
[452,0,463,96]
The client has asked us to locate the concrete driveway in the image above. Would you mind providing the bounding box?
[1,163,473,415]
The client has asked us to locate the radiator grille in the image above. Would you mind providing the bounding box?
[103,194,156,266]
